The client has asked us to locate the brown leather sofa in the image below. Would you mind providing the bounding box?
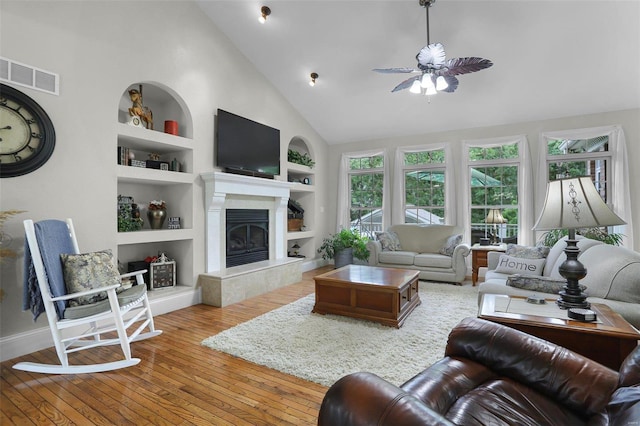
[317,317,640,426]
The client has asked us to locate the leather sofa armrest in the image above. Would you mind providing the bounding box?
[445,318,619,416]
[318,372,455,426]
[366,240,382,266]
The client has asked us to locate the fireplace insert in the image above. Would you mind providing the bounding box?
[225,209,269,267]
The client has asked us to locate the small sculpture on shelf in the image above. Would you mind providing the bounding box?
[127,85,153,130]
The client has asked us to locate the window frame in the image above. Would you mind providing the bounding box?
[462,135,534,246]
[400,147,447,225]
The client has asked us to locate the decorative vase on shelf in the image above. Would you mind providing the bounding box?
[147,200,167,230]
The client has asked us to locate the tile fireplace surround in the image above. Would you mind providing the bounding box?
[199,172,302,307]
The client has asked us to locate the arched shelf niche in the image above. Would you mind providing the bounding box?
[288,135,314,163]
[118,81,193,139]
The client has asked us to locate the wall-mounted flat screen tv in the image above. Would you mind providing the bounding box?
[216,109,280,177]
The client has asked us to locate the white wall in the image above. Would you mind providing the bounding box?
[326,109,640,249]
[0,1,329,342]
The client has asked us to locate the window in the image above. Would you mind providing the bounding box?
[402,149,446,224]
[348,155,385,238]
[468,143,520,245]
[538,126,632,247]
[546,135,610,201]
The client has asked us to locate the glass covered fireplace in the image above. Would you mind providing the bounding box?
[225,209,269,267]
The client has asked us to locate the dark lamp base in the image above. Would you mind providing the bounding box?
[556,296,590,310]
[557,237,590,310]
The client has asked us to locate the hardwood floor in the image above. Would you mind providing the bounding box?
[1,266,334,426]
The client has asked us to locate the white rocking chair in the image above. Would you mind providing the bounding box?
[15,219,162,374]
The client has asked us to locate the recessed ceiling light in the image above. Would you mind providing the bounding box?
[309,73,318,87]
[259,6,271,24]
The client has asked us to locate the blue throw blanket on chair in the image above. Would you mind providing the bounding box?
[23,220,75,321]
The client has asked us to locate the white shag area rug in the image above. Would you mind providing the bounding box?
[202,282,479,387]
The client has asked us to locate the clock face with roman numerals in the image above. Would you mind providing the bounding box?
[0,83,55,177]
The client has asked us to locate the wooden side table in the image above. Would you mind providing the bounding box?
[471,243,506,285]
[479,294,640,370]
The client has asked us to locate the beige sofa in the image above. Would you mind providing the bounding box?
[366,224,470,283]
[478,236,640,328]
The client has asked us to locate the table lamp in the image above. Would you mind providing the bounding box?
[485,209,506,245]
[533,177,626,309]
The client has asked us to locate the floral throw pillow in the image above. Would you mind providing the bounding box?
[60,249,121,306]
[506,244,550,259]
[507,274,585,294]
[375,231,402,251]
[439,234,462,256]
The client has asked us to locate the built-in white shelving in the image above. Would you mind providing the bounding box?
[286,137,317,260]
[116,82,196,292]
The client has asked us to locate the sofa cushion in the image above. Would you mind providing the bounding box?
[578,244,640,301]
[389,224,461,254]
[495,255,545,276]
[439,234,462,256]
[414,253,453,268]
[506,244,550,259]
[378,251,416,265]
[375,231,402,251]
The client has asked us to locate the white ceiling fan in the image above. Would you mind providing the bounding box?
[373,0,493,95]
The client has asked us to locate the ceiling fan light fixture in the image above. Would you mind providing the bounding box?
[410,80,422,93]
[425,85,437,96]
[259,6,271,24]
[436,76,448,91]
[309,72,318,86]
[421,73,435,89]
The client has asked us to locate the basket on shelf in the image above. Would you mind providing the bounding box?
[287,219,303,232]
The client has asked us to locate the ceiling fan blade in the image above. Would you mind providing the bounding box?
[416,43,446,69]
[439,75,459,93]
[372,67,420,74]
[441,57,493,76]
[391,75,420,92]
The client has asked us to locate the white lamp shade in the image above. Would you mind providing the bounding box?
[410,80,422,93]
[533,177,626,231]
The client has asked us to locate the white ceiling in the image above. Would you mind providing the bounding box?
[197,1,640,145]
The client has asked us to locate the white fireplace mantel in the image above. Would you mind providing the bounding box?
[200,172,292,272]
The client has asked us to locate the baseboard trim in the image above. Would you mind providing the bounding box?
[0,287,201,363]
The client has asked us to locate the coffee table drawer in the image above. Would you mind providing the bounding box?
[400,277,419,312]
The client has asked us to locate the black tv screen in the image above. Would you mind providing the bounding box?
[216,109,280,176]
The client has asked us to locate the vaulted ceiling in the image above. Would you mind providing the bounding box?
[197,1,640,145]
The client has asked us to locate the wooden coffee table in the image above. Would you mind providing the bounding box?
[479,294,640,370]
[312,265,420,328]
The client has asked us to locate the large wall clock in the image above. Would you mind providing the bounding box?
[0,83,56,178]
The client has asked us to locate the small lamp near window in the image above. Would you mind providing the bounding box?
[485,209,506,245]
[291,242,300,256]
[533,177,626,309]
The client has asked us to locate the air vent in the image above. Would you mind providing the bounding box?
[0,57,59,95]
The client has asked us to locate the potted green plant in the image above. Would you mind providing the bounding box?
[538,227,624,247]
[287,149,315,168]
[318,228,370,268]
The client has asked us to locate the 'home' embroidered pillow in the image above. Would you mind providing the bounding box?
[495,254,545,276]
